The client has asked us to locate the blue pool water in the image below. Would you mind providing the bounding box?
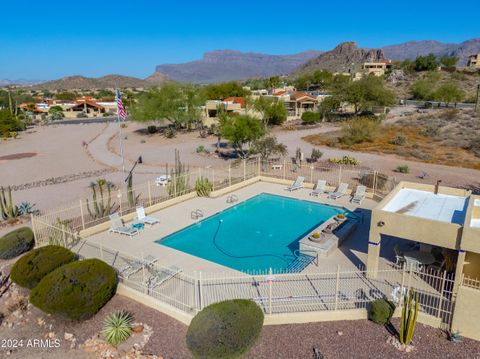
[156,193,351,272]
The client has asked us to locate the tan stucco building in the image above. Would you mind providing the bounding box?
[467,54,480,68]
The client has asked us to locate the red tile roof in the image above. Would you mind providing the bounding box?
[224,97,245,108]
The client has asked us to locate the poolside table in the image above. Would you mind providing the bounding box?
[404,250,435,266]
[132,222,145,231]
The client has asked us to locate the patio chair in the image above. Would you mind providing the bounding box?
[286,176,305,192]
[393,244,405,266]
[428,259,446,272]
[109,213,139,238]
[120,255,158,278]
[309,180,327,197]
[146,266,183,289]
[136,206,160,226]
[327,183,349,200]
[351,185,367,204]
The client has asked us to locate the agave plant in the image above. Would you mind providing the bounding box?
[18,201,35,215]
[102,311,133,346]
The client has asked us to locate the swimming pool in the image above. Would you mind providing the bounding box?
[156,193,351,272]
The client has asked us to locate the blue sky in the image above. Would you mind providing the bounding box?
[1,0,478,80]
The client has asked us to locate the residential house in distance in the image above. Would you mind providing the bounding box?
[362,60,393,76]
[467,54,480,68]
[203,97,247,126]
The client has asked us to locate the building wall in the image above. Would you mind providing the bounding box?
[463,252,480,279]
[451,285,480,340]
[467,54,480,68]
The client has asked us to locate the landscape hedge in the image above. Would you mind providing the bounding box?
[10,245,77,289]
[0,227,34,259]
[186,299,264,359]
[368,298,396,325]
[30,258,118,321]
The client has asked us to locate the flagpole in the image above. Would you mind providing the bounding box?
[116,88,126,175]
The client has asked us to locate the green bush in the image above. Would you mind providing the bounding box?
[396,165,410,174]
[10,245,76,289]
[340,117,380,145]
[186,299,264,359]
[30,259,117,321]
[301,111,321,124]
[368,298,395,325]
[0,227,34,260]
[147,125,157,134]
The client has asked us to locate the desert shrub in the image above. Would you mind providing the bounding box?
[76,112,88,118]
[310,148,323,162]
[359,172,388,190]
[368,298,395,325]
[10,245,76,289]
[147,125,157,134]
[389,134,407,146]
[0,227,35,260]
[102,311,133,345]
[396,165,410,173]
[409,149,432,161]
[443,109,459,121]
[468,137,480,157]
[328,156,360,166]
[186,299,264,359]
[196,145,208,153]
[195,176,213,197]
[421,125,440,137]
[30,259,117,321]
[301,111,321,124]
[340,117,379,145]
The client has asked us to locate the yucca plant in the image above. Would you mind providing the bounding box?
[399,289,419,345]
[0,186,20,220]
[102,311,133,346]
[18,201,35,215]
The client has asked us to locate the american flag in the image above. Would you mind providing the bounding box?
[115,89,127,121]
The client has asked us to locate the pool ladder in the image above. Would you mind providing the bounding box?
[226,194,238,203]
[191,209,204,220]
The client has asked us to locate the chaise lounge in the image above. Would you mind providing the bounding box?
[286,176,305,192]
[109,213,139,238]
[351,185,367,204]
[146,265,183,289]
[136,206,160,226]
[327,183,349,200]
[309,180,327,197]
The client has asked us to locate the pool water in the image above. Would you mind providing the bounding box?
[157,193,350,272]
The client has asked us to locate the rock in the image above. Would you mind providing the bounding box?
[337,330,343,336]
[37,317,45,326]
[64,332,74,340]
[47,332,56,339]
[132,324,144,333]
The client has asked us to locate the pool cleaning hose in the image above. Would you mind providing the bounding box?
[212,220,290,265]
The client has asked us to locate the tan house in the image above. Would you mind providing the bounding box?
[203,97,247,126]
[366,181,480,340]
[467,54,480,68]
[362,60,393,76]
[283,92,319,119]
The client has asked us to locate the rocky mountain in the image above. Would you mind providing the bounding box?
[0,79,43,87]
[382,38,480,65]
[291,42,385,76]
[153,50,323,83]
[34,74,167,90]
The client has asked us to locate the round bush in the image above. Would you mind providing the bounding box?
[368,298,395,325]
[186,299,264,359]
[10,245,76,289]
[30,258,117,321]
[0,227,34,259]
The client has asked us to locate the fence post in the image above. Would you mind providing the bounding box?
[118,190,123,215]
[334,264,340,310]
[147,181,152,207]
[268,268,273,315]
[257,157,261,176]
[30,214,37,241]
[79,199,86,230]
[243,160,246,181]
[173,172,177,197]
[338,166,342,185]
[283,159,286,180]
[437,270,447,318]
[373,171,378,198]
[228,164,232,187]
[399,263,406,307]
[310,165,314,184]
[212,169,215,191]
[61,224,67,248]
[199,272,203,310]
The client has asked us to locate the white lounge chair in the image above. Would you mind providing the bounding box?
[351,185,366,204]
[109,213,139,238]
[286,176,305,192]
[136,206,160,226]
[120,255,158,278]
[147,266,183,289]
[309,180,327,197]
[327,183,349,200]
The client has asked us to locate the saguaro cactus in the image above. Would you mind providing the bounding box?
[0,186,20,220]
[167,149,190,197]
[399,289,419,345]
[86,179,115,219]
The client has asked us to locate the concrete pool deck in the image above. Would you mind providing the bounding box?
[78,181,379,276]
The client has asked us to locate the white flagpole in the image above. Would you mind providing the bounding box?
[116,88,126,175]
